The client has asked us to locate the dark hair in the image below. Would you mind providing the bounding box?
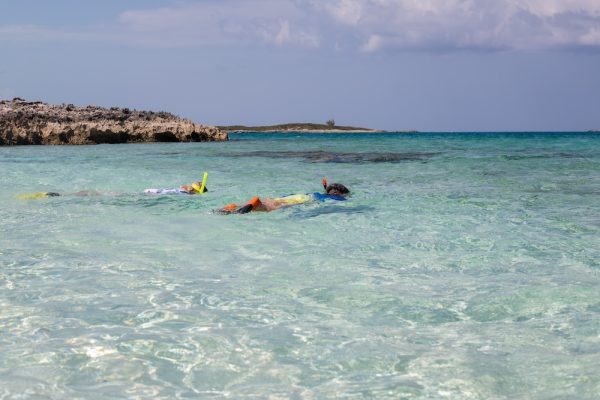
[326,183,349,196]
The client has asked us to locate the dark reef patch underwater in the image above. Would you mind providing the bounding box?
[221,150,440,163]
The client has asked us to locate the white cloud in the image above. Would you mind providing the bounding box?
[320,0,364,25]
[115,0,320,48]
[580,28,600,46]
[1,0,599,52]
[312,0,600,51]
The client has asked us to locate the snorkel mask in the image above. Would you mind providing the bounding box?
[322,178,350,197]
[192,172,209,194]
[191,182,204,193]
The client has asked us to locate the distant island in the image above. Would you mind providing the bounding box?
[218,122,392,133]
[0,98,227,146]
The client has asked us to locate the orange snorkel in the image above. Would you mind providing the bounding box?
[322,178,328,191]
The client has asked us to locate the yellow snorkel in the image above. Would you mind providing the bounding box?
[191,172,208,194]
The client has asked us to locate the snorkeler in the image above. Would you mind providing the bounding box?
[144,172,209,195]
[17,172,209,199]
[17,189,122,199]
[220,179,350,214]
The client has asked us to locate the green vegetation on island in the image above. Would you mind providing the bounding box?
[218,120,385,133]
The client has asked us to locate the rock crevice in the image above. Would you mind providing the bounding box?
[0,98,228,145]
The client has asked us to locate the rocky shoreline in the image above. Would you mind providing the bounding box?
[0,98,228,145]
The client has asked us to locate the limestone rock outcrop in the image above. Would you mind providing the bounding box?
[0,98,228,145]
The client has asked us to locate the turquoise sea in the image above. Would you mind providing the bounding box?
[1,132,599,399]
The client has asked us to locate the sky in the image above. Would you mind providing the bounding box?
[1,0,599,131]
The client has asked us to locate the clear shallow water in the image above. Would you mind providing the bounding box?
[1,132,599,399]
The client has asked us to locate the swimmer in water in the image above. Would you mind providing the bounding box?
[143,182,208,195]
[220,179,349,214]
[144,172,209,195]
[18,173,209,199]
[17,186,204,199]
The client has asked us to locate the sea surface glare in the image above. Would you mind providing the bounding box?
[0,132,599,399]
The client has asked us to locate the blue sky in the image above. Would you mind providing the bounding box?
[1,0,599,131]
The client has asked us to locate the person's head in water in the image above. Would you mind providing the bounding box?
[326,183,349,197]
[180,182,208,194]
[191,181,208,193]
